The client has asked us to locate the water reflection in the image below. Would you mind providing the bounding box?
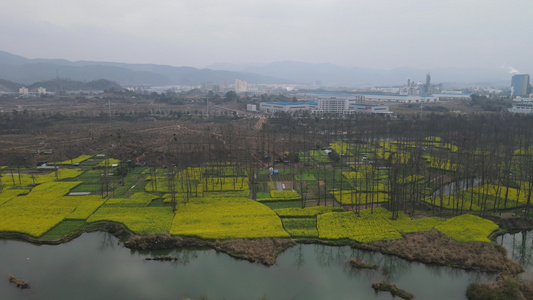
[130,247,202,267]
[497,230,533,271]
[291,244,305,267]
[97,231,116,251]
[0,233,495,300]
[314,244,338,267]
[308,244,489,288]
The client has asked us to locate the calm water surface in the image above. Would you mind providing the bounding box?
[497,230,533,272]
[1,232,494,300]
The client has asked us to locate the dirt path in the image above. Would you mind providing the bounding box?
[253,117,267,130]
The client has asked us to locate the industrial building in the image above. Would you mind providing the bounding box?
[509,98,533,114]
[259,98,390,115]
[349,103,392,114]
[511,74,531,97]
[361,94,438,103]
[259,101,316,114]
[431,92,471,101]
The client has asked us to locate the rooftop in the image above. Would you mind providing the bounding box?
[350,103,381,107]
[264,101,315,105]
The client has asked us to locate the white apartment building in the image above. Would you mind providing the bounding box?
[318,97,349,114]
[235,79,247,93]
[19,87,29,95]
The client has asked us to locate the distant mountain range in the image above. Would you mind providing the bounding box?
[0,77,123,93]
[0,50,514,88]
[207,61,513,88]
[0,50,290,87]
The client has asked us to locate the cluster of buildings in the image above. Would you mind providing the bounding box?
[17,87,48,97]
[234,79,299,94]
[509,74,533,114]
[253,97,392,115]
[367,74,471,101]
[243,73,474,116]
[14,86,104,97]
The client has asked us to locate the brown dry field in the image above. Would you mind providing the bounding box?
[380,100,481,115]
[0,95,257,166]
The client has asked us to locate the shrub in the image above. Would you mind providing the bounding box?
[434,214,498,243]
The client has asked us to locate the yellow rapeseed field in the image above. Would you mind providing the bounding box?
[331,190,389,205]
[88,206,174,234]
[105,192,159,207]
[170,196,289,239]
[434,214,498,243]
[318,208,495,243]
[53,155,93,165]
[0,181,97,236]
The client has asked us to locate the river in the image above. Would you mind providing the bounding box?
[432,178,482,197]
[0,232,495,300]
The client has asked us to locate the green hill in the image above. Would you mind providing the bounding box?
[0,78,22,92]
[27,78,123,92]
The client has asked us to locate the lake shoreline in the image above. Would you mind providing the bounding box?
[0,218,528,275]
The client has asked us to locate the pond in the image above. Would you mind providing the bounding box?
[1,232,494,300]
[497,230,533,273]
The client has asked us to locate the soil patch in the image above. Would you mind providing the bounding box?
[486,215,533,232]
[124,233,296,266]
[215,238,296,265]
[357,230,523,275]
[372,281,413,300]
[281,181,294,190]
[467,275,533,300]
[145,255,179,261]
[349,257,377,269]
[124,233,209,250]
[9,275,29,289]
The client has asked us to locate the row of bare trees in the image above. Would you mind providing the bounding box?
[4,111,533,219]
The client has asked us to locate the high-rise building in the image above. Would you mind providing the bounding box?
[511,74,531,97]
[423,73,431,95]
[235,79,247,94]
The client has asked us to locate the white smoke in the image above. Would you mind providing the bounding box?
[508,66,520,74]
[502,64,520,74]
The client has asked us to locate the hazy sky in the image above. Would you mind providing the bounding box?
[1,0,532,72]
